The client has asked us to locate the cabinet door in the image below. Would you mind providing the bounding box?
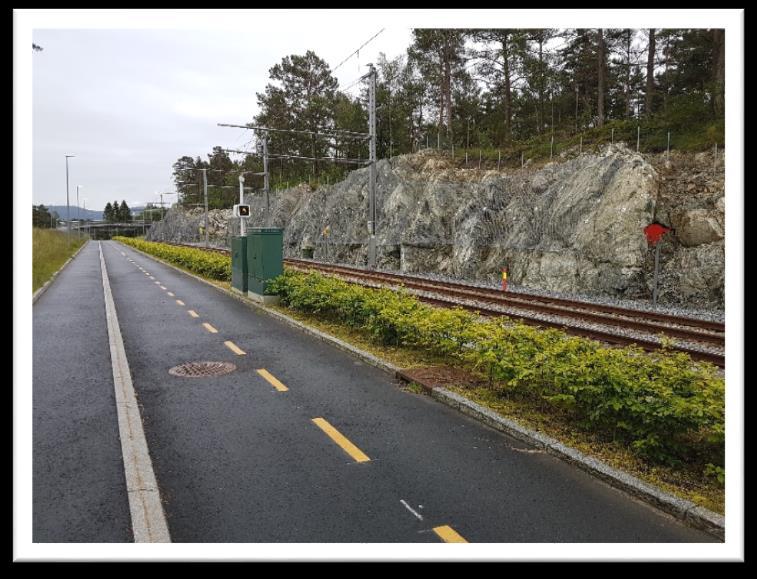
[260,234,283,280]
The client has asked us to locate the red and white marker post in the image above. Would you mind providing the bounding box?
[644,223,672,307]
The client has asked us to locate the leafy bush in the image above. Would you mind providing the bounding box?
[114,237,231,281]
[269,270,725,470]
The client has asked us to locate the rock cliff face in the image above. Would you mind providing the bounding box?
[147,144,725,310]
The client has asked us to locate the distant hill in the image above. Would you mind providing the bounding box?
[45,205,103,221]
[44,205,152,221]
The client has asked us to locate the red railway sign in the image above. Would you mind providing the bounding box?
[644,223,671,246]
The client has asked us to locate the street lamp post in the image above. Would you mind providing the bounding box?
[65,155,75,234]
[76,185,83,237]
[82,198,88,238]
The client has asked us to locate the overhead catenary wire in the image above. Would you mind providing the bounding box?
[341,74,369,96]
[223,148,369,166]
[331,28,386,74]
[218,123,369,140]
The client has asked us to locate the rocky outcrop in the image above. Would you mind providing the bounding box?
[147,207,233,245]
[149,144,725,310]
[648,149,725,309]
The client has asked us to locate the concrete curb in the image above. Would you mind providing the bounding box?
[32,239,89,305]
[428,388,724,541]
[99,242,171,542]
[117,240,726,541]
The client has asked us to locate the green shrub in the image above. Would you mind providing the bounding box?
[269,270,725,470]
[114,237,231,281]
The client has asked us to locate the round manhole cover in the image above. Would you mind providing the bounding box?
[169,361,237,378]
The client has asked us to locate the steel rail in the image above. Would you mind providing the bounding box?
[160,243,724,367]
[284,259,725,339]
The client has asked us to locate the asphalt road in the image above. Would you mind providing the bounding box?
[32,240,717,543]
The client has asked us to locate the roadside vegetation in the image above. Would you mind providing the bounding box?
[114,237,231,282]
[33,228,88,292]
[268,270,725,512]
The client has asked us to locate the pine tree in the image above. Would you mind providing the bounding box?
[119,200,131,222]
[408,29,467,148]
[254,50,339,177]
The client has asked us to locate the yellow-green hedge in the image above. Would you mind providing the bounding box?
[114,237,231,281]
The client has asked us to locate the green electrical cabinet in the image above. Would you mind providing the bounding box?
[231,236,248,293]
[246,227,283,297]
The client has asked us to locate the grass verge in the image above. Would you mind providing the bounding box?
[33,229,88,292]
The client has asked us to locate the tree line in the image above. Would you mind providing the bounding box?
[32,204,59,228]
[104,200,132,222]
[174,28,726,208]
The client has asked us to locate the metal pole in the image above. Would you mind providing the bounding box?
[636,126,640,152]
[611,128,614,144]
[76,185,80,237]
[653,242,661,307]
[263,133,270,217]
[65,155,72,234]
[521,151,524,168]
[466,119,469,163]
[239,175,246,237]
[368,63,377,269]
[579,135,583,154]
[202,168,209,248]
[498,150,501,170]
[479,149,482,169]
[667,131,671,158]
[550,135,554,160]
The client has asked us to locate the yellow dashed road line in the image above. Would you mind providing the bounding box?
[160,285,167,290]
[256,369,289,392]
[188,310,199,318]
[167,292,175,297]
[432,526,468,543]
[311,418,370,463]
[224,341,246,355]
[202,322,218,334]
[176,300,185,306]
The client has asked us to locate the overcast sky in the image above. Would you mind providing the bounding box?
[27,9,741,216]
[32,23,412,212]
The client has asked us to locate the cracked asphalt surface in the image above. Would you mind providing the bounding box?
[31,240,717,543]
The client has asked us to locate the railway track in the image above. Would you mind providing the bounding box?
[163,243,725,367]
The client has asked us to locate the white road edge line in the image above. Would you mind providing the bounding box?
[99,242,171,543]
[400,499,424,521]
